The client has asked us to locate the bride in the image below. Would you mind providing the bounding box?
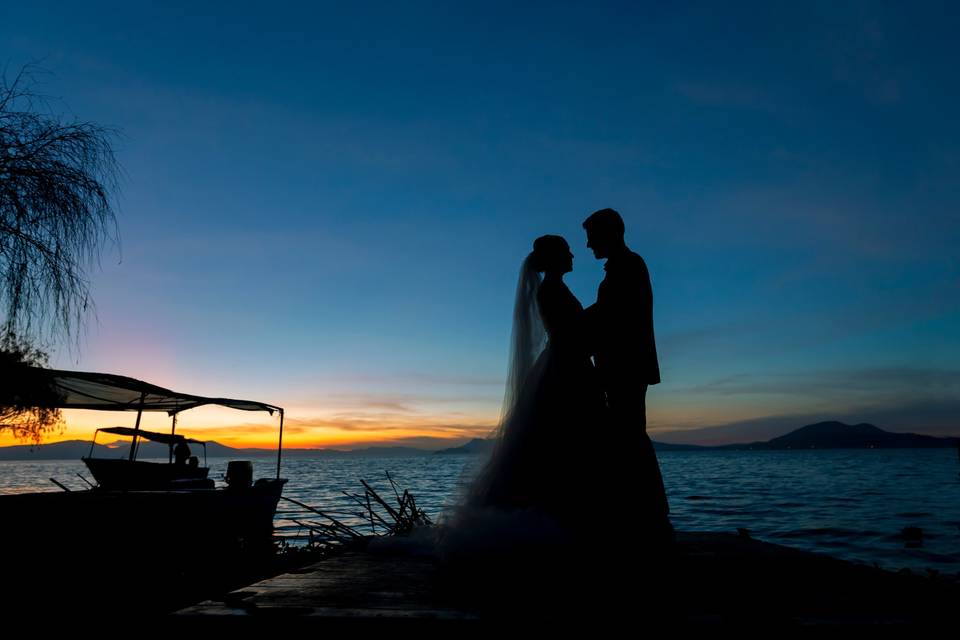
[370,235,650,615]
[437,234,609,557]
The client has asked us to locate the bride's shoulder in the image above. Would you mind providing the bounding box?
[536,278,563,302]
[537,279,580,308]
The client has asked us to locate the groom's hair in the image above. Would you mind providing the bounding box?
[583,208,625,238]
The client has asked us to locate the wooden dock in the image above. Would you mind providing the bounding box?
[174,531,960,628]
[177,549,476,627]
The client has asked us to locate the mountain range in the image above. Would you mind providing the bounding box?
[0,439,437,461]
[1,421,955,461]
[715,421,958,450]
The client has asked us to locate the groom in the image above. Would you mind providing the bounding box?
[583,208,674,546]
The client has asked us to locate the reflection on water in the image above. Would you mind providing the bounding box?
[2,448,958,575]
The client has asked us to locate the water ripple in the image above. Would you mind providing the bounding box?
[4,449,960,575]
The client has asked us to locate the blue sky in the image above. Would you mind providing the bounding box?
[3,1,959,446]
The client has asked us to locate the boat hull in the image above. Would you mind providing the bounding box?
[0,479,288,614]
[82,456,213,490]
[0,479,286,556]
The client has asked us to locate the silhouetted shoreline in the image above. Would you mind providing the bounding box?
[435,421,959,454]
[3,421,957,461]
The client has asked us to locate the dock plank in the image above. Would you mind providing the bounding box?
[178,550,477,621]
[175,531,960,627]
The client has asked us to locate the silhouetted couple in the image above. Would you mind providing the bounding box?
[460,208,673,551]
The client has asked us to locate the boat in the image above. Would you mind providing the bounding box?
[83,426,214,490]
[0,367,289,570]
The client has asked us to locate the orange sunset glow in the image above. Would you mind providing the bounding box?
[0,398,779,450]
[0,404,499,450]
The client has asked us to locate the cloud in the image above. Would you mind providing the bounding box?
[681,367,960,400]
[319,399,418,414]
[300,372,503,389]
[321,435,484,450]
[657,323,763,356]
[286,414,493,437]
[812,2,904,105]
[674,81,768,110]
[380,373,504,387]
[321,388,499,404]
[189,412,496,448]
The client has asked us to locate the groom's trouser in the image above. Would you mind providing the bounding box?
[607,383,672,529]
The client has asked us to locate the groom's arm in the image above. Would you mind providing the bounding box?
[581,301,603,358]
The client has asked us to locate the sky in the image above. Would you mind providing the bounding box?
[2,1,959,448]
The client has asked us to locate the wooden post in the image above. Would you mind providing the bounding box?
[276,409,284,480]
[168,413,177,463]
[129,391,146,462]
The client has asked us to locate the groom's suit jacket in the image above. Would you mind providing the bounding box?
[587,248,661,392]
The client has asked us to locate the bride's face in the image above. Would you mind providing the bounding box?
[545,245,573,275]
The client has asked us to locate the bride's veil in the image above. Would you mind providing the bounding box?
[458,254,546,502]
[429,252,566,559]
[441,254,546,507]
[498,253,546,431]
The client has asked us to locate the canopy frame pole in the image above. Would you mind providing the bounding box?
[128,391,146,462]
[276,409,284,480]
[168,413,178,463]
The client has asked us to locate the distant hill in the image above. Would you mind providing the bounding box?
[0,440,278,461]
[721,421,959,450]
[320,446,431,458]
[0,439,433,461]
[0,440,113,460]
[433,437,709,455]
[434,438,495,455]
[4,421,955,460]
[652,441,711,451]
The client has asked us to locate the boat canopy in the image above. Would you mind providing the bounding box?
[95,427,207,446]
[9,365,287,479]
[14,367,281,416]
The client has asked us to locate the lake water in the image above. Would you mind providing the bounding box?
[2,449,958,576]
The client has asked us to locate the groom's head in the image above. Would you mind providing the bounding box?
[583,208,625,260]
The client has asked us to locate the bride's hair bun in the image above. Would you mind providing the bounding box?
[530,235,568,272]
